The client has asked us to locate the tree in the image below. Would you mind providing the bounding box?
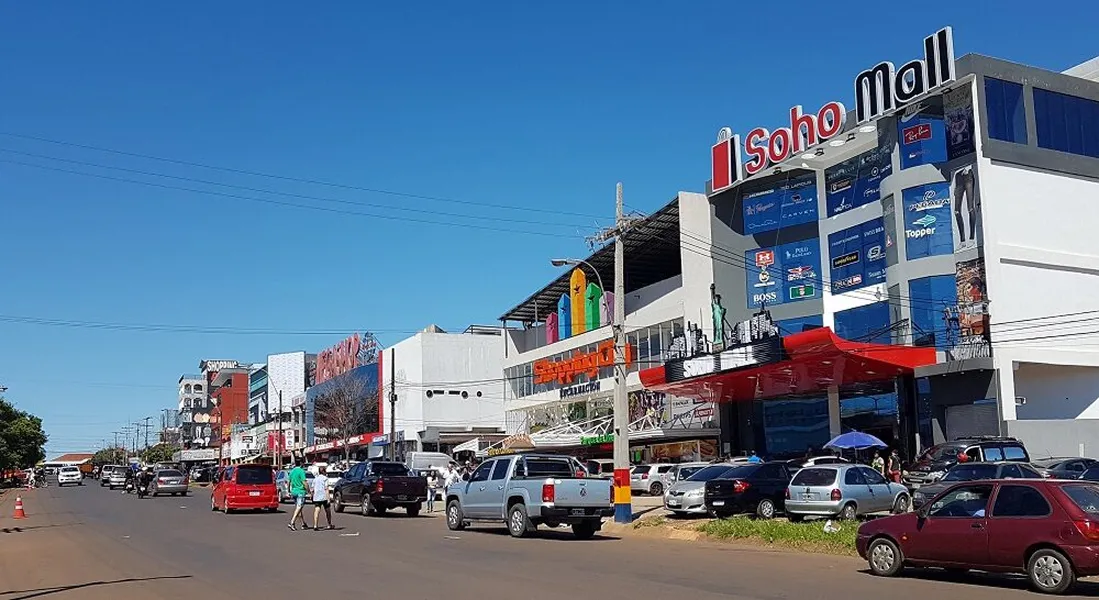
[313,371,378,464]
[141,443,180,465]
[92,447,126,466]
[0,397,48,471]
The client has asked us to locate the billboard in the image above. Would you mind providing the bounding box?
[898,100,947,169]
[744,239,821,308]
[741,172,818,235]
[824,127,894,217]
[902,183,954,260]
[827,218,887,293]
[315,333,379,385]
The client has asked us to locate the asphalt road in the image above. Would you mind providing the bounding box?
[4,483,1099,599]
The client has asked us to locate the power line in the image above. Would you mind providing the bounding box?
[0,313,458,336]
[0,131,608,219]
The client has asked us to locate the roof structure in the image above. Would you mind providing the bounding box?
[49,453,94,463]
[499,197,684,323]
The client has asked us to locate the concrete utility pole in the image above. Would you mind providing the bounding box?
[141,416,152,450]
[590,182,637,524]
[275,389,284,471]
[389,348,397,461]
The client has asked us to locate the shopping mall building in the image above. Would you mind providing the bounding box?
[503,27,1099,461]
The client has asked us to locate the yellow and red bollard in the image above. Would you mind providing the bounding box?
[613,468,632,523]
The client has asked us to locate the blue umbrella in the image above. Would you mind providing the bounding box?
[824,431,887,450]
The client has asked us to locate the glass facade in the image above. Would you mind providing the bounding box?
[833,301,891,344]
[984,77,1028,144]
[775,314,822,335]
[909,275,958,350]
[1034,87,1099,159]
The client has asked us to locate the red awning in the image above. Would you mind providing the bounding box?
[639,327,936,402]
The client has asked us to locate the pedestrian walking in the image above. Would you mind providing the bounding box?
[287,459,309,531]
[426,470,439,513]
[311,466,334,530]
[887,449,902,483]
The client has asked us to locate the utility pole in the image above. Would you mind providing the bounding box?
[592,182,637,524]
[389,348,397,461]
[275,389,284,471]
[112,431,120,461]
[142,416,152,450]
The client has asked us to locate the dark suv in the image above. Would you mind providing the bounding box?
[904,436,1030,489]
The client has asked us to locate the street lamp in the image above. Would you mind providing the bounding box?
[549,258,606,297]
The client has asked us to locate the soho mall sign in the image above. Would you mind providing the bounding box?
[711,27,956,192]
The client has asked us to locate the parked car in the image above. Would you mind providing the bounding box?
[276,469,316,502]
[704,462,793,519]
[332,461,427,517]
[660,462,711,493]
[99,465,121,487]
[57,466,83,486]
[785,464,909,521]
[210,464,278,513]
[149,469,188,496]
[664,464,740,516]
[444,453,613,539]
[858,479,1099,594]
[631,463,675,496]
[1080,467,1099,482]
[1031,457,1099,480]
[912,461,1043,508]
[325,469,344,495]
[903,436,1029,489]
[785,456,850,471]
[584,459,616,478]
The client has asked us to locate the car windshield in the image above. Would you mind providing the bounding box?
[918,444,963,462]
[526,458,575,478]
[1031,458,1069,469]
[158,470,183,478]
[685,465,735,481]
[61,467,78,472]
[235,466,273,485]
[717,465,759,479]
[371,462,411,476]
[790,468,837,486]
[942,464,998,482]
[633,465,651,475]
[1061,484,1099,514]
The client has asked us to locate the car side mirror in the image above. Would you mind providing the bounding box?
[916,505,930,520]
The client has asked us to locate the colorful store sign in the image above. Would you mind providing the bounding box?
[581,434,614,446]
[828,218,887,293]
[711,27,956,191]
[744,239,821,308]
[903,183,954,259]
[533,339,634,385]
[550,268,611,343]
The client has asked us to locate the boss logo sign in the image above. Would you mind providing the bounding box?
[711,27,956,192]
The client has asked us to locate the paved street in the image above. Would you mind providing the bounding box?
[3,484,1099,599]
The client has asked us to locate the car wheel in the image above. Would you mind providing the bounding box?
[446,501,466,531]
[649,482,663,496]
[788,513,805,523]
[839,502,857,520]
[508,504,532,538]
[211,495,218,512]
[406,505,420,517]
[361,496,372,516]
[333,492,345,513]
[1028,548,1076,594]
[892,494,910,514]
[756,498,776,519]
[572,521,597,540]
[867,537,904,577]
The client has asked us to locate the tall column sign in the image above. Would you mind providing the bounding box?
[711,27,956,193]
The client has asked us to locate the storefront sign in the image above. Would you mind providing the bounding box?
[533,339,634,385]
[176,448,217,462]
[664,336,784,383]
[560,380,600,399]
[581,434,614,446]
[200,360,239,373]
[711,27,956,192]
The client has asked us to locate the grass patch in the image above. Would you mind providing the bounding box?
[633,516,667,529]
[697,517,858,556]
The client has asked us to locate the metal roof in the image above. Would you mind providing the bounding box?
[499,197,684,323]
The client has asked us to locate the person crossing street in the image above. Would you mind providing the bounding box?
[287,459,309,531]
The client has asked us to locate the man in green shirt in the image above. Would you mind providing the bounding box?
[287,459,309,531]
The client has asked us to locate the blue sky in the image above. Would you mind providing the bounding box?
[0,3,1094,456]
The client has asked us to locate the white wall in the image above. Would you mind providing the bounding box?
[1014,363,1099,420]
[381,335,424,442]
[420,333,505,430]
[679,192,717,338]
[267,352,306,414]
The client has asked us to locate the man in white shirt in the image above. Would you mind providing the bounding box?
[311,465,334,531]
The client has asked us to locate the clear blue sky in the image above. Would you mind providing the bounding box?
[1,2,1094,456]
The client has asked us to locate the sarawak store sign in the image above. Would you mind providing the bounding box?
[711,27,956,191]
[533,340,635,386]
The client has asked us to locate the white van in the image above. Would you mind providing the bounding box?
[405,452,452,473]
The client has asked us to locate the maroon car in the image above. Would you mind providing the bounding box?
[857,479,1099,594]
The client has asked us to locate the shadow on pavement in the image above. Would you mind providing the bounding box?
[461,526,617,542]
[2,575,192,599]
[858,568,1099,596]
[1,523,84,534]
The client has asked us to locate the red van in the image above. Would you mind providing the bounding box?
[211,464,278,513]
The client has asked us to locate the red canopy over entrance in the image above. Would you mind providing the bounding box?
[639,327,936,402]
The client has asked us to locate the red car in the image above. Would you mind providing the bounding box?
[858,479,1099,594]
[211,464,279,513]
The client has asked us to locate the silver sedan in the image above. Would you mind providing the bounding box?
[784,464,909,521]
[149,469,189,497]
[663,464,741,516]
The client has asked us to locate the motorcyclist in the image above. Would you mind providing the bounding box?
[137,466,154,496]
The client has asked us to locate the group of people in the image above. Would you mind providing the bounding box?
[286,460,335,532]
[872,449,904,483]
[425,462,472,512]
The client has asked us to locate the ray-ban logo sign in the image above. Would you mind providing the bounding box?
[711,27,956,192]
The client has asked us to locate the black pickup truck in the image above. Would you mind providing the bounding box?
[332,460,428,517]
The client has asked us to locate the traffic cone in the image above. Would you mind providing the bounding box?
[13,496,27,519]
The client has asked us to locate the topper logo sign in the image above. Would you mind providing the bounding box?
[711,27,956,193]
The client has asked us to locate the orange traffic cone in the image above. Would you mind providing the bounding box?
[13,496,26,519]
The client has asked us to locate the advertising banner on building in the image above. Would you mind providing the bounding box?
[903,182,954,259]
[744,239,821,308]
[825,128,894,217]
[628,390,717,430]
[315,333,379,385]
[741,172,818,235]
[947,257,991,360]
[649,440,718,462]
[944,85,976,161]
[898,99,947,169]
[828,217,887,293]
[951,163,982,251]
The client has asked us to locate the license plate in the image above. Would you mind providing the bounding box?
[801,493,814,500]
[667,500,680,507]
[168,480,180,485]
[398,495,408,500]
[712,500,725,506]
[570,508,585,516]
[249,491,261,497]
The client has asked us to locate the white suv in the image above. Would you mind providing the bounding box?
[57,466,83,486]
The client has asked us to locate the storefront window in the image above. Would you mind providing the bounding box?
[761,397,829,458]
[775,314,823,334]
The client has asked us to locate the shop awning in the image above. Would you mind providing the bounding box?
[452,438,480,453]
[639,327,937,402]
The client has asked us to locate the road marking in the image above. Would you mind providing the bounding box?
[339,532,360,537]
[443,535,461,540]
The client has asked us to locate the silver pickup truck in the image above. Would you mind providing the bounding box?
[444,454,614,539]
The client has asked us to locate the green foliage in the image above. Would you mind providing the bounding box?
[697,517,858,556]
[141,443,180,464]
[0,397,48,471]
[92,447,127,466]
